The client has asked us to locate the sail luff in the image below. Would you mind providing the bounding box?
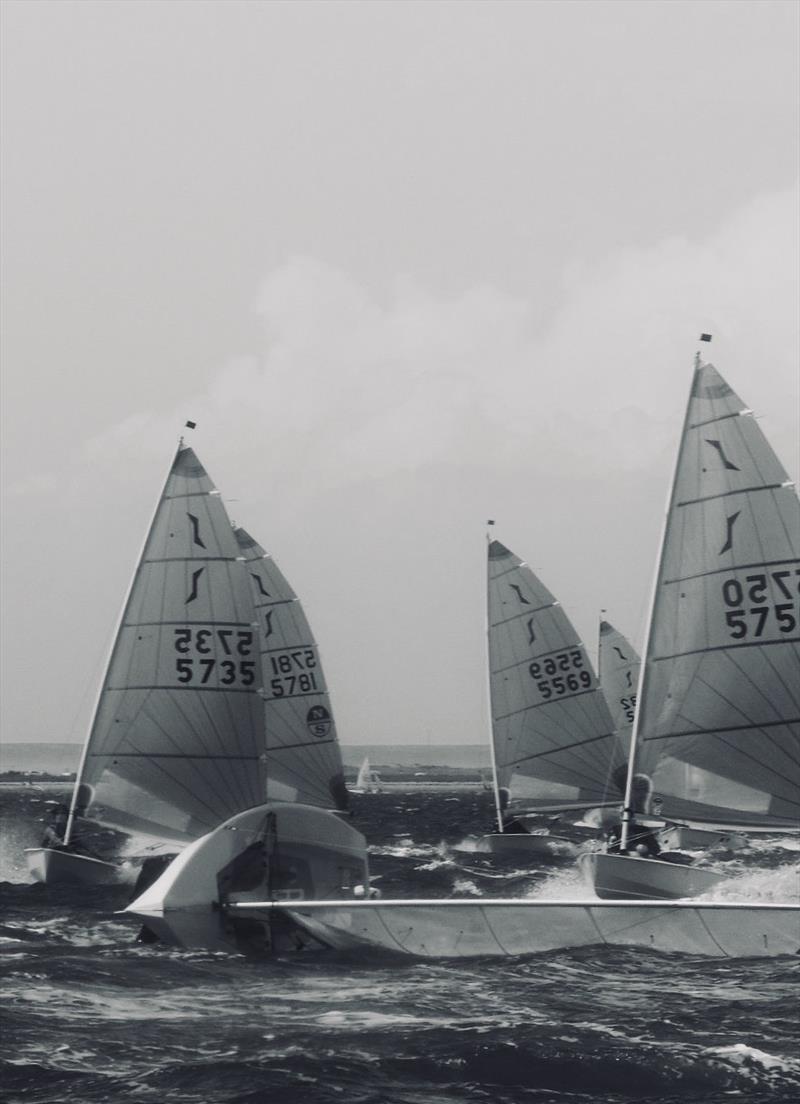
[64,443,183,844]
[485,535,505,832]
[619,356,702,850]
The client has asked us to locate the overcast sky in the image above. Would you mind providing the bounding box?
[1,0,798,748]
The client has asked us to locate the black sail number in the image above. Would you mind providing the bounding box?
[172,626,255,686]
[529,650,591,699]
[721,569,799,640]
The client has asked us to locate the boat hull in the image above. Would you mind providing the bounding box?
[268,898,800,959]
[466,832,577,857]
[25,847,120,886]
[659,824,748,852]
[579,851,725,900]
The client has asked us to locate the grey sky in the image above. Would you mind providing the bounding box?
[1,0,798,747]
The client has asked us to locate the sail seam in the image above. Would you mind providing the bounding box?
[652,638,800,661]
[662,557,800,585]
[106,684,258,694]
[493,688,606,719]
[162,491,217,500]
[508,730,617,765]
[491,603,559,629]
[122,619,254,628]
[642,716,800,741]
[143,556,236,564]
[688,411,744,429]
[88,752,261,759]
[676,483,786,507]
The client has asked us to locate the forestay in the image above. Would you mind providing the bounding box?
[632,360,800,829]
[487,540,627,816]
[234,527,348,811]
[73,446,267,844]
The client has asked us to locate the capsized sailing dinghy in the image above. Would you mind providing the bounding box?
[123,802,800,958]
[582,345,800,901]
[464,540,628,857]
[26,442,347,885]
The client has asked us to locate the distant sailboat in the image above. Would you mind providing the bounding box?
[582,347,800,900]
[352,756,381,794]
[25,442,347,885]
[470,539,628,855]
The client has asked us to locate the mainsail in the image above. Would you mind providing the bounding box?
[623,357,800,833]
[234,527,348,811]
[68,446,267,845]
[67,444,347,849]
[487,540,627,823]
[598,620,641,750]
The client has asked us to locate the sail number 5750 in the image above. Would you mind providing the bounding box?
[721,569,799,640]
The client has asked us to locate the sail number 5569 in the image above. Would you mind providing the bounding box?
[529,650,591,699]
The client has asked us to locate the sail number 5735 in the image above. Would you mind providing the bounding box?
[172,627,255,687]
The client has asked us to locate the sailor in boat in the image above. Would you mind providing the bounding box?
[40,803,70,850]
[600,775,668,859]
[603,812,661,858]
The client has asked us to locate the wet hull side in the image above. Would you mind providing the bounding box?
[467,833,577,857]
[579,851,725,901]
[25,847,120,886]
[270,898,800,959]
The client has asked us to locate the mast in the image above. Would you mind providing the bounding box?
[619,345,707,850]
[63,430,193,845]
[485,522,505,832]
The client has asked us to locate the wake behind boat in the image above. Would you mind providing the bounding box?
[582,341,800,901]
[26,437,347,885]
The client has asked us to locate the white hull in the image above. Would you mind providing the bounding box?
[25,847,120,886]
[259,898,800,959]
[465,832,577,858]
[659,824,748,852]
[579,851,724,901]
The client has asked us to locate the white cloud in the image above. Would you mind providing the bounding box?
[3,182,798,745]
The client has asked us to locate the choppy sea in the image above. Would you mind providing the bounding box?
[2,784,799,1104]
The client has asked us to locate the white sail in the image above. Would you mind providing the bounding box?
[598,620,640,746]
[355,757,372,791]
[234,527,348,812]
[487,540,627,817]
[628,358,800,831]
[71,446,267,845]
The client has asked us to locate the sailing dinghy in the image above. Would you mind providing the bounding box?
[123,801,800,958]
[464,540,628,856]
[597,619,746,853]
[581,346,800,901]
[26,442,347,885]
[351,756,381,793]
